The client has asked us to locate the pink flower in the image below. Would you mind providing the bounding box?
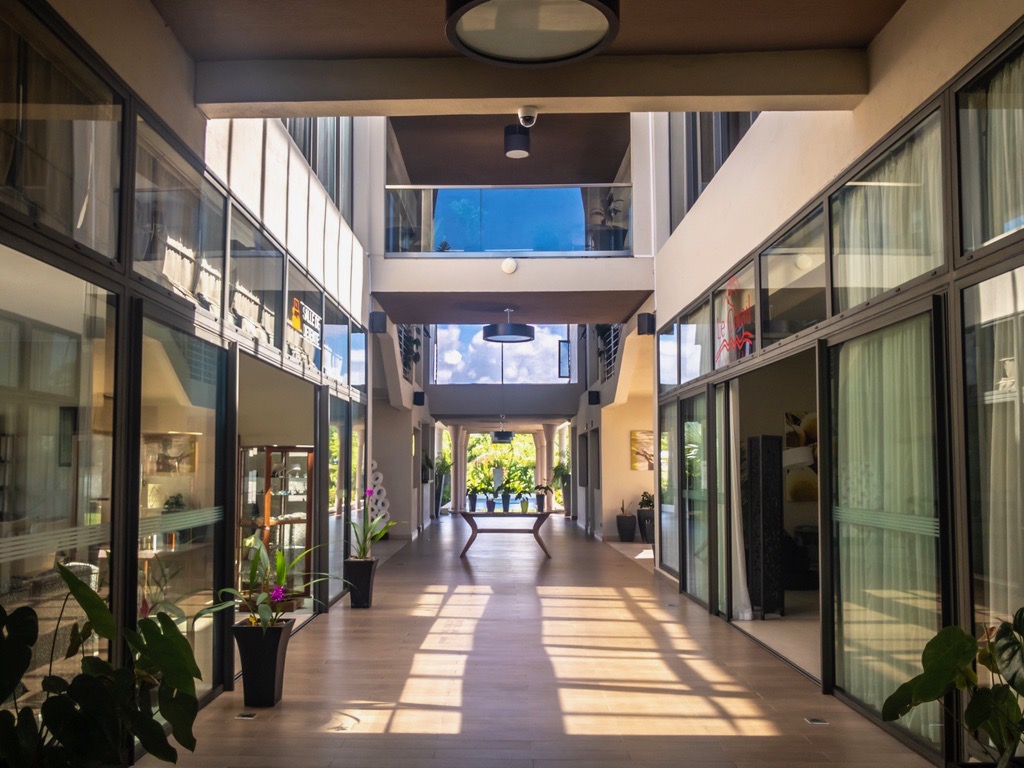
[270,585,286,603]
[365,488,374,497]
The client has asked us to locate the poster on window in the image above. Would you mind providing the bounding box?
[784,412,818,502]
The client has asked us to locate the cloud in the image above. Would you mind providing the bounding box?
[435,324,568,384]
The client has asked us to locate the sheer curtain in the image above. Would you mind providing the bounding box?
[833,313,941,746]
[730,379,753,620]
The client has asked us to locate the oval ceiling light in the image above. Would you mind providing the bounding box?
[446,0,619,67]
[483,308,535,343]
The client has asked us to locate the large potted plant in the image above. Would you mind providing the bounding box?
[433,452,452,517]
[636,491,655,544]
[883,610,1024,767]
[346,494,399,609]
[0,565,202,767]
[198,536,323,707]
[553,460,572,518]
[616,499,637,542]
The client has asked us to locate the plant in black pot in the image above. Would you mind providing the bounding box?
[433,451,452,517]
[883,609,1024,767]
[534,482,553,513]
[0,564,202,767]
[346,494,399,609]
[616,499,636,543]
[553,460,572,518]
[636,491,656,545]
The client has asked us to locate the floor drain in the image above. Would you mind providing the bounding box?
[236,712,257,720]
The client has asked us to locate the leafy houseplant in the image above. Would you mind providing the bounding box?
[553,460,572,518]
[883,611,1024,767]
[636,491,656,544]
[0,564,202,767]
[346,489,399,609]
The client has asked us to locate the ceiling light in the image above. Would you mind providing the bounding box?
[483,308,535,343]
[492,431,514,444]
[504,124,530,159]
[446,0,620,67]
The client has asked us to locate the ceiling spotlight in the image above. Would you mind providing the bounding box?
[446,0,620,67]
[483,308,535,343]
[504,124,530,159]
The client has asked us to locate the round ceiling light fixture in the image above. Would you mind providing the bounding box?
[483,308,535,343]
[446,0,619,67]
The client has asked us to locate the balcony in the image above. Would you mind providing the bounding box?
[385,185,632,257]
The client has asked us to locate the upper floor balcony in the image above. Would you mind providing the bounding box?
[385,184,632,257]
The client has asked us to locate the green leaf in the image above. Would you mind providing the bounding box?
[966,684,1022,761]
[158,680,198,752]
[0,643,32,706]
[4,605,39,647]
[257,602,272,629]
[276,549,287,586]
[882,677,919,721]
[80,655,115,678]
[136,618,197,697]
[41,675,69,694]
[125,707,177,763]
[0,706,39,768]
[993,619,1024,697]
[156,613,202,682]
[56,563,116,640]
[64,622,83,659]
[914,625,977,702]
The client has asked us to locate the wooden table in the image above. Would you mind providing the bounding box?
[458,511,552,558]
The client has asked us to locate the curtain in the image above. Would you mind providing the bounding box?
[730,378,753,620]
[833,313,940,746]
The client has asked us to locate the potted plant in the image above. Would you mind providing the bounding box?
[553,460,572,518]
[346,492,399,609]
[0,564,202,767]
[616,499,637,542]
[883,610,1024,767]
[637,491,655,544]
[497,481,512,513]
[467,484,479,512]
[534,482,553,513]
[485,489,496,513]
[198,536,326,706]
[433,451,452,517]
[515,487,532,513]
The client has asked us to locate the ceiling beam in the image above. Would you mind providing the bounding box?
[195,50,868,118]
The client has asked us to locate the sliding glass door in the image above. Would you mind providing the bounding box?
[681,394,709,603]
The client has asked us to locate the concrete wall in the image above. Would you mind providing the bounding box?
[370,401,415,540]
[654,0,1024,322]
[237,354,314,446]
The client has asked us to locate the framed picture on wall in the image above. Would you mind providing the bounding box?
[630,430,654,470]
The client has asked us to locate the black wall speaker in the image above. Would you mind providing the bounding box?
[637,312,655,335]
[588,390,600,405]
[368,311,387,333]
[412,391,425,406]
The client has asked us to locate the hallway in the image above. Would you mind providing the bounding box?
[155,515,932,768]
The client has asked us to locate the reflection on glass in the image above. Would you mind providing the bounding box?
[328,397,349,602]
[134,119,225,315]
[716,385,728,616]
[959,43,1024,253]
[658,401,679,575]
[349,401,367,545]
[140,319,225,700]
[0,4,121,257]
[831,313,940,745]
[433,324,570,384]
[713,265,755,368]
[682,394,709,602]
[831,112,943,312]
[350,326,367,392]
[681,301,712,384]
[658,323,678,392]
[229,209,283,347]
[762,208,826,345]
[324,301,349,384]
[0,244,114,708]
[286,264,322,369]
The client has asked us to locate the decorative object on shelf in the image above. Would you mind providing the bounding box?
[883,609,1024,768]
[0,564,202,767]
[637,491,655,544]
[616,499,636,542]
[347,462,398,609]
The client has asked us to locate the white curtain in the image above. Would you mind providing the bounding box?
[833,313,940,745]
[730,379,753,620]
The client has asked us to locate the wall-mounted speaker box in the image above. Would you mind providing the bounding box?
[368,311,387,333]
[637,312,656,335]
[412,391,425,406]
[588,390,600,405]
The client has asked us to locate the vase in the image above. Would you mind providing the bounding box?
[345,557,378,608]
[520,499,529,513]
[485,498,496,513]
[468,492,478,512]
[616,514,637,542]
[232,617,295,707]
[636,507,655,543]
[536,493,546,513]
[500,492,511,513]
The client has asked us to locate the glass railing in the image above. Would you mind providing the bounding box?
[385,185,632,256]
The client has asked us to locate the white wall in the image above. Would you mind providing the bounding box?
[600,394,655,539]
[370,401,415,540]
[237,354,314,446]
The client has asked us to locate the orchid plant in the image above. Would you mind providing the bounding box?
[350,487,398,559]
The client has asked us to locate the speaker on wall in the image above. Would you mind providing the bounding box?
[637,312,655,335]
[588,390,600,405]
[412,391,425,406]
[368,311,387,333]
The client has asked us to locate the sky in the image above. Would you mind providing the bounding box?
[434,324,570,384]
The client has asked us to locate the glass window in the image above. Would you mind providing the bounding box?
[134,119,225,315]
[715,385,728,616]
[713,265,756,369]
[338,117,354,225]
[349,400,367,541]
[328,396,349,602]
[315,117,338,202]
[229,208,283,348]
[831,313,940,746]
[658,401,679,576]
[681,301,712,383]
[140,319,226,700]
[0,4,121,256]
[658,322,679,392]
[831,112,943,312]
[286,264,322,369]
[761,207,826,345]
[0,243,115,706]
[350,325,367,393]
[959,43,1024,253]
[681,394,709,602]
[433,324,571,384]
[324,301,349,384]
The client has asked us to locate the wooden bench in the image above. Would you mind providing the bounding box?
[458,511,552,558]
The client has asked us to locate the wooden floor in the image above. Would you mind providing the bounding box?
[149,514,933,768]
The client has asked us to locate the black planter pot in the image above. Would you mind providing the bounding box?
[617,514,637,542]
[501,492,511,513]
[636,507,655,543]
[563,484,572,517]
[536,493,546,513]
[346,557,379,608]
[468,492,478,512]
[232,617,295,707]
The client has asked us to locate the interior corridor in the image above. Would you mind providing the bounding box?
[150,516,932,768]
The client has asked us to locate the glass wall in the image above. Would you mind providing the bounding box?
[658,322,679,392]
[286,264,322,369]
[713,264,755,368]
[658,401,679,575]
[327,396,349,602]
[681,301,712,384]
[139,319,225,700]
[323,301,349,384]
[761,208,826,345]
[715,385,728,616]
[831,313,940,746]
[681,394,709,602]
[959,42,1024,254]
[0,3,121,257]
[134,118,225,315]
[228,209,283,348]
[831,112,943,312]
[0,243,114,708]
[349,400,367,544]
[350,326,367,393]
[433,324,571,384]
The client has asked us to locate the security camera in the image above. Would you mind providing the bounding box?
[518,106,538,128]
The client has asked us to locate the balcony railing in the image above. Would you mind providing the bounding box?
[386,185,632,256]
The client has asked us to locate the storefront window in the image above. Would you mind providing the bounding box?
[831,313,940,745]
[140,319,226,700]
[761,208,826,345]
[328,396,349,602]
[134,119,225,316]
[681,394,709,602]
[0,4,121,257]
[229,208,283,348]
[0,244,115,706]
[831,112,943,312]
[286,264,322,369]
[713,265,755,369]
[324,301,349,384]
[658,322,678,392]
[350,325,367,392]
[681,301,712,383]
[959,43,1024,254]
[349,400,367,538]
[658,401,679,576]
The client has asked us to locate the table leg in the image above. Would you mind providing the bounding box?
[459,513,479,558]
[532,514,551,558]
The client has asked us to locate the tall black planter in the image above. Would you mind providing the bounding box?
[468,492,478,512]
[346,557,379,608]
[501,492,511,513]
[636,507,655,543]
[616,514,637,542]
[536,493,546,513]
[232,617,295,707]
